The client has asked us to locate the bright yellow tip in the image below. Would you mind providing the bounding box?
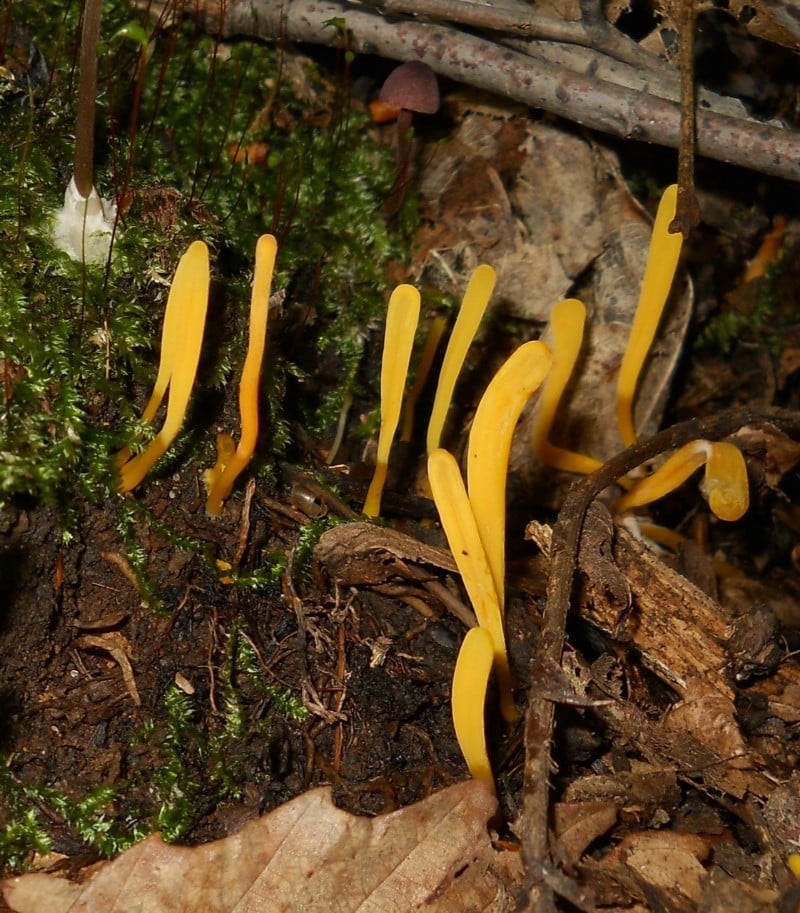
[452,626,496,795]
[426,264,495,455]
[617,184,683,448]
[532,298,603,475]
[363,284,421,518]
[703,441,749,521]
[613,439,749,522]
[118,240,210,492]
[428,448,516,723]
[467,340,551,611]
[206,234,277,515]
[788,853,800,878]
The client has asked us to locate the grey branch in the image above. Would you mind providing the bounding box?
[159,0,800,182]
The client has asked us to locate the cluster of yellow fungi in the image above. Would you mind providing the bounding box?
[365,183,750,794]
[115,236,277,517]
[116,184,751,794]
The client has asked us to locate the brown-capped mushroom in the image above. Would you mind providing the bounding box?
[378,61,440,215]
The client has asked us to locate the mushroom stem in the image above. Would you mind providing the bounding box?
[452,626,497,795]
[74,0,103,199]
[363,284,421,518]
[617,184,683,447]
[427,265,496,455]
[206,235,277,515]
[428,448,516,723]
[400,316,446,444]
[467,340,551,611]
[384,108,414,217]
[532,298,603,475]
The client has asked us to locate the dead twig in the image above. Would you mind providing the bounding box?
[153,0,800,182]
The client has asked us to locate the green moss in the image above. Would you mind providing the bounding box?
[1,0,412,515]
[0,767,145,867]
[698,251,789,357]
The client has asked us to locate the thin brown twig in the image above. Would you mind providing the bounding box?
[671,0,702,236]
[518,406,800,912]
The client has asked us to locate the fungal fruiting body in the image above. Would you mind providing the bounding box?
[428,448,516,723]
[363,284,421,518]
[400,316,447,444]
[616,184,683,447]
[452,626,497,795]
[467,340,552,610]
[426,265,496,454]
[117,241,210,492]
[206,234,277,515]
[532,298,603,475]
[613,439,749,521]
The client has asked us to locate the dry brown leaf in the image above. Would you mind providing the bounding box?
[665,678,753,770]
[2,782,522,913]
[553,801,618,864]
[602,830,714,905]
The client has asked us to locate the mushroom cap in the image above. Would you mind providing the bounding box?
[379,61,440,114]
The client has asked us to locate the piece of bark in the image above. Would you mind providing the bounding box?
[315,521,457,585]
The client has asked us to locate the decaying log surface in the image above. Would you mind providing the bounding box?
[519,408,800,913]
[527,515,800,803]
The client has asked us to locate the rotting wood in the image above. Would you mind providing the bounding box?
[518,407,800,913]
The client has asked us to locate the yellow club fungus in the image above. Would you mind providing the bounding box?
[363,284,421,518]
[118,241,210,493]
[614,439,749,522]
[206,234,277,515]
[400,315,447,444]
[452,626,497,795]
[617,184,683,448]
[467,341,552,611]
[428,447,516,723]
[426,265,496,454]
[531,298,602,476]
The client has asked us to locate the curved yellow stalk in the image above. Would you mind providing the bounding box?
[617,184,683,447]
[363,284,421,517]
[614,439,749,521]
[426,265,495,454]
[467,341,551,611]
[428,448,516,723]
[400,315,446,443]
[206,234,277,515]
[119,241,210,492]
[114,240,204,469]
[532,298,602,475]
[452,626,496,795]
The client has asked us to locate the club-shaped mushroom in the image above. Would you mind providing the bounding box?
[613,439,749,521]
[206,234,277,515]
[363,284,421,517]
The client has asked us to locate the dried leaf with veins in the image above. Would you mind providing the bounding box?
[2,783,522,913]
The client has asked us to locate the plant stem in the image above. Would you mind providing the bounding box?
[74,0,103,198]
